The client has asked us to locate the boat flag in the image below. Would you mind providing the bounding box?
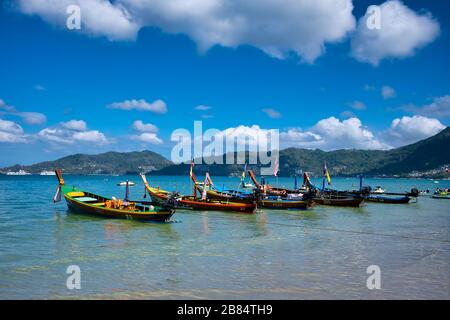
[53,169,64,203]
[324,161,331,185]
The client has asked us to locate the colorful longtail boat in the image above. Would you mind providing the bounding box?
[301,172,364,207]
[140,174,257,213]
[194,171,314,210]
[53,169,174,221]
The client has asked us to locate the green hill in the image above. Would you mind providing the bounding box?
[1,128,448,177]
[0,150,172,175]
[153,127,450,177]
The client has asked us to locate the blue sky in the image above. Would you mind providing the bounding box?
[1,0,449,166]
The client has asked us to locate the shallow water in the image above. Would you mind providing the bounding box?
[0,175,449,299]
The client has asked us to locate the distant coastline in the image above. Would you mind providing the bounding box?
[1,127,449,179]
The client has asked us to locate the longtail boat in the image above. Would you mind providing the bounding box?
[140,174,257,213]
[194,171,314,210]
[364,195,411,204]
[53,169,174,221]
[432,189,450,200]
[300,172,364,207]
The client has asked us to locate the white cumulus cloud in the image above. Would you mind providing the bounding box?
[351,0,440,66]
[280,117,389,150]
[403,95,450,118]
[18,0,356,63]
[72,130,108,143]
[18,0,139,41]
[130,133,163,145]
[38,120,109,145]
[132,120,158,133]
[61,120,88,131]
[0,98,46,125]
[381,115,445,147]
[130,120,162,144]
[108,99,167,114]
[0,119,27,143]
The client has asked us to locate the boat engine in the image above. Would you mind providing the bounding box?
[163,192,181,209]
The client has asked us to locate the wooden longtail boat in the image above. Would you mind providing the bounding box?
[140,174,257,213]
[193,172,313,210]
[364,195,411,204]
[300,172,364,207]
[53,169,174,222]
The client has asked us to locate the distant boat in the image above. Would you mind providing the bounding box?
[372,186,386,194]
[40,170,56,176]
[117,181,136,186]
[432,189,449,199]
[6,170,31,176]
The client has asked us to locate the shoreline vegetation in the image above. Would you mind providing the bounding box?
[1,127,449,179]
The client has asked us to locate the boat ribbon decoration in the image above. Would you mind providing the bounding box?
[324,161,331,185]
[53,169,65,203]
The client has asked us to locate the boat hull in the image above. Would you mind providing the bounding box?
[432,195,450,200]
[147,186,257,213]
[258,199,310,209]
[365,196,410,204]
[63,192,173,222]
[313,197,364,207]
[204,189,256,203]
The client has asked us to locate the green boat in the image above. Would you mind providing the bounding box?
[53,169,174,222]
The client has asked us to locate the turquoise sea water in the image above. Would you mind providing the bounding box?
[0,174,449,299]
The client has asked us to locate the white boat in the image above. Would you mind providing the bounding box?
[117,181,136,186]
[372,186,385,194]
[40,170,56,176]
[6,170,31,176]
